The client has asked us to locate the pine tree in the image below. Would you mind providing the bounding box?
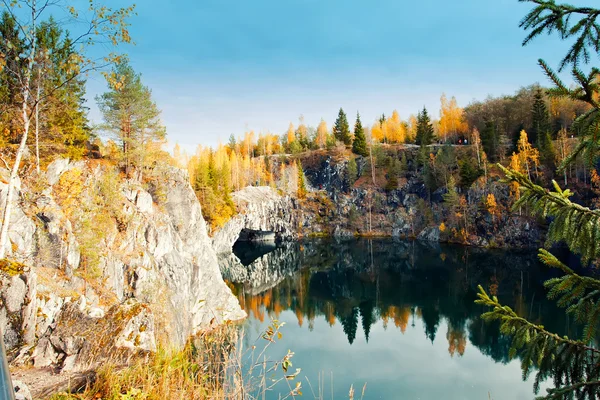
[477,2,600,399]
[333,107,352,145]
[415,107,434,146]
[97,59,166,175]
[352,112,368,156]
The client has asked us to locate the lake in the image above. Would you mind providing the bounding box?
[224,239,578,400]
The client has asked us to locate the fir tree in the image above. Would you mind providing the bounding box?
[359,300,375,343]
[341,307,359,345]
[352,112,368,156]
[531,88,551,147]
[333,107,352,145]
[539,131,556,169]
[415,107,434,146]
[477,2,600,399]
[481,120,500,161]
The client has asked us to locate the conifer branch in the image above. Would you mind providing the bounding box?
[476,285,600,356]
[498,164,600,263]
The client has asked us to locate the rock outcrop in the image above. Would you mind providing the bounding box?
[220,242,302,295]
[0,159,245,372]
[212,186,298,255]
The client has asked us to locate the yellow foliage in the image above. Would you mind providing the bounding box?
[439,222,446,232]
[439,94,468,142]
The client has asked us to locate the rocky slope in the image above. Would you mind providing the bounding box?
[0,159,245,377]
[295,150,543,248]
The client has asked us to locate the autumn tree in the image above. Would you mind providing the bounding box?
[371,120,384,143]
[352,112,368,157]
[386,110,406,143]
[316,119,328,149]
[333,107,352,145]
[516,130,539,180]
[96,59,166,176]
[439,94,468,143]
[0,0,134,260]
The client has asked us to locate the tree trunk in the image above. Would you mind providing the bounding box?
[0,2,37,259]
[35,79,41,174]
[0,113,32,259]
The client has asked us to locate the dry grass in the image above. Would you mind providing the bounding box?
[46,321,306,400]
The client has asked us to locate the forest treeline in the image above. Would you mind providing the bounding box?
[0,2,595,236]
[175,84,593,230]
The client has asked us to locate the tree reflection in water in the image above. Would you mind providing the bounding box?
[228,238,579,363]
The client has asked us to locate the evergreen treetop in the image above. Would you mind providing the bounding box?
[531,88,551,146]
[415,107,434,146]
[333,107,352,146]
[352,112,368,157]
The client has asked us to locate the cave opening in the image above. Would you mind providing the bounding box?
[232,228,278,266]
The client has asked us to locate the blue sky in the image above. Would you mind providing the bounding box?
[84,0,575,152]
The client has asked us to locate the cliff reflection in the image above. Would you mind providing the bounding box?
[228,239,579,362]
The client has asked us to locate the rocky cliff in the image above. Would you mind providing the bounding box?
[0,159,245,373]
[295,150,543,248]
[212,186,299,255]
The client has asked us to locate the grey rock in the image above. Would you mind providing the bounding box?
[213,186,297,255]
[417,226,441,242]
[45,159,71,186]
[12,380,32,400]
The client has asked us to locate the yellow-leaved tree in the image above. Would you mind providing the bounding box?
[439,94,468,143]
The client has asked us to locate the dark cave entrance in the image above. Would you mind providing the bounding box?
[232,228,278,266]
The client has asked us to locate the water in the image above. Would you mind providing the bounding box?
[225,239,578,400]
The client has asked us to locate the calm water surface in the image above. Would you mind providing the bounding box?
[225,239,578,400]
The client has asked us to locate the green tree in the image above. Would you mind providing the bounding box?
[297,160,307,199]
[352,112,368,156]
[477,2,600,399]
[415,107,434,146]
[481,120,500,161]
[539,130,556,170]
[359,300,375,343]
[97,59,166,176]
[385,157,400,191]
[399,152,408,175]
[442,175,459,213]
[531,88,551,147]
[458,157,482,189]
[0,0,134,260]
[340,307,359,345]
[333,107,352,145]
[347,157,358,186]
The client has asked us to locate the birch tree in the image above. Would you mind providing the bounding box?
[0,0,134,260]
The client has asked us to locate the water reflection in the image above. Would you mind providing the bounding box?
[226,239,579,399]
